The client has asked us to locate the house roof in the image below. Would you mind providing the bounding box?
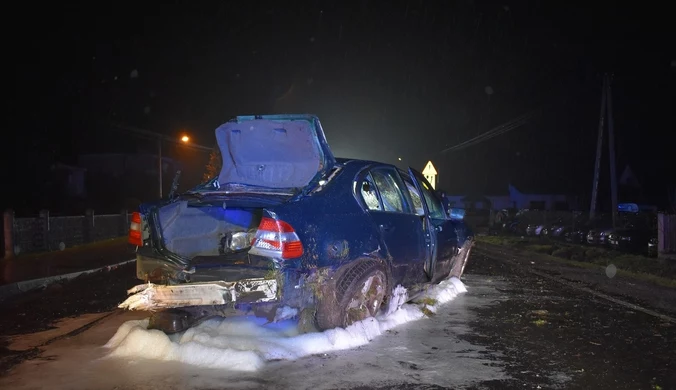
[619,164,641,188]
[51,163,86,172]
[440,178,509,197]
[508,178,571,195]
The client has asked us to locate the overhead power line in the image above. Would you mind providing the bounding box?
[439,110,539,155]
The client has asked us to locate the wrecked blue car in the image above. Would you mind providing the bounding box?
[122,114,474,333]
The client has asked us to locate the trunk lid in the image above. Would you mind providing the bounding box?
[214,114,336,191]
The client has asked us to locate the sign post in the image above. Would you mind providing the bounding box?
[422,161,438,189]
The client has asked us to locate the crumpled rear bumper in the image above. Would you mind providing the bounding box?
[119,278,278,311]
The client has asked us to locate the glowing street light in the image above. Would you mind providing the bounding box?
[181,135,190,143]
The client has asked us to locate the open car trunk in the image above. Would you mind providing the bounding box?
[157,200,264,260]
[153,195,291,281]
[215,115,335,189]
[125,195,292,312]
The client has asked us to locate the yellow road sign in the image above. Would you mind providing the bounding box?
[422,161,437,189]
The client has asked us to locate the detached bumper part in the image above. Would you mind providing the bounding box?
[118,278,278,311]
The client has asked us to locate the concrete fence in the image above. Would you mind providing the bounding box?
[3,209,131,258]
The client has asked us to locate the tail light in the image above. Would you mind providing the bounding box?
[249,217,303,259]
[128,212,143,246]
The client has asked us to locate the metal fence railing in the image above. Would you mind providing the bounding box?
[3,210,131,257]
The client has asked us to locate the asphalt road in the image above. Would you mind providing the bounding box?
[1,248,674,389]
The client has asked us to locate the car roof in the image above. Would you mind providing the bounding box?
[335,157,402,171]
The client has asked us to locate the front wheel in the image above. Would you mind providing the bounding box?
[316,260,388,331]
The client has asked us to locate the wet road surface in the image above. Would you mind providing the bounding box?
[1,248,674,389]
[464,251,675,390]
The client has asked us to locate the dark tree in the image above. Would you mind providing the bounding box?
[203,147,222,182]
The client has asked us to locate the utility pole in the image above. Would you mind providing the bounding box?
[588,73,618,228]
[589,75,607,220]
[606,74,618,228]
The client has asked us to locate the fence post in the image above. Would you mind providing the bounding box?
[120,209,129,236]
[3,209,14,259]
[84,209,94,243]
[39,209,50,251]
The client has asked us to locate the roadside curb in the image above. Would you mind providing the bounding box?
[0,259,136,301]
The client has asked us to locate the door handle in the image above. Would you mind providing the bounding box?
[435,225,443,232]
[380,224,393,232]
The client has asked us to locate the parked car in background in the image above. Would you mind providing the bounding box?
[607,225,656,255]
[607,212,658,256]
[121,114,474,334]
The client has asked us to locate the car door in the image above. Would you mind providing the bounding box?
[357,167,428,287]
[407,168,458,282]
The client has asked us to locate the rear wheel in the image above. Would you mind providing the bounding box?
[316,260,388,331]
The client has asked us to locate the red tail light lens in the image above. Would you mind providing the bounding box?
[128,212,143,246]
[249,217,304,259]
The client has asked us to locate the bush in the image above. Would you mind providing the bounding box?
[528,244,556,255]
[569,247,587,261]
[478,234,676,284]
[552,247,574,259]
[584,247,608,261]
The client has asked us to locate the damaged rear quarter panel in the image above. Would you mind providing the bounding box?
[271,161,385,273]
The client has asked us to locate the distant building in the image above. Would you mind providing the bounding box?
[50,163,87,198]
[78,153,181,178]
[619,165,640,188]
[77,153,184,211]
[507,184,573,210]
[444,183,576,211]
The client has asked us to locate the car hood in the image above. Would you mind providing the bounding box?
[215,114,336,190]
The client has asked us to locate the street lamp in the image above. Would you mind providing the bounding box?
[108,123,212,199]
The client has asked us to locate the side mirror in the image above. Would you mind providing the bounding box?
[449,207,465,220]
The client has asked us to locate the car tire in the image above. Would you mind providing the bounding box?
[316,260,388,331]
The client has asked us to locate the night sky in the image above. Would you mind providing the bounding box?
[10,1,676,212]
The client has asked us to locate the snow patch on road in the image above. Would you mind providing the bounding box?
[103,276,467,372]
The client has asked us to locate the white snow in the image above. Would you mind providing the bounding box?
[103,276,467,372]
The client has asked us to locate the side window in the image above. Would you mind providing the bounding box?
[418,179,446,219]
[399,170,425,216]
[370,169,406,213]
[360,174,381,211]
[405,181,425,216]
